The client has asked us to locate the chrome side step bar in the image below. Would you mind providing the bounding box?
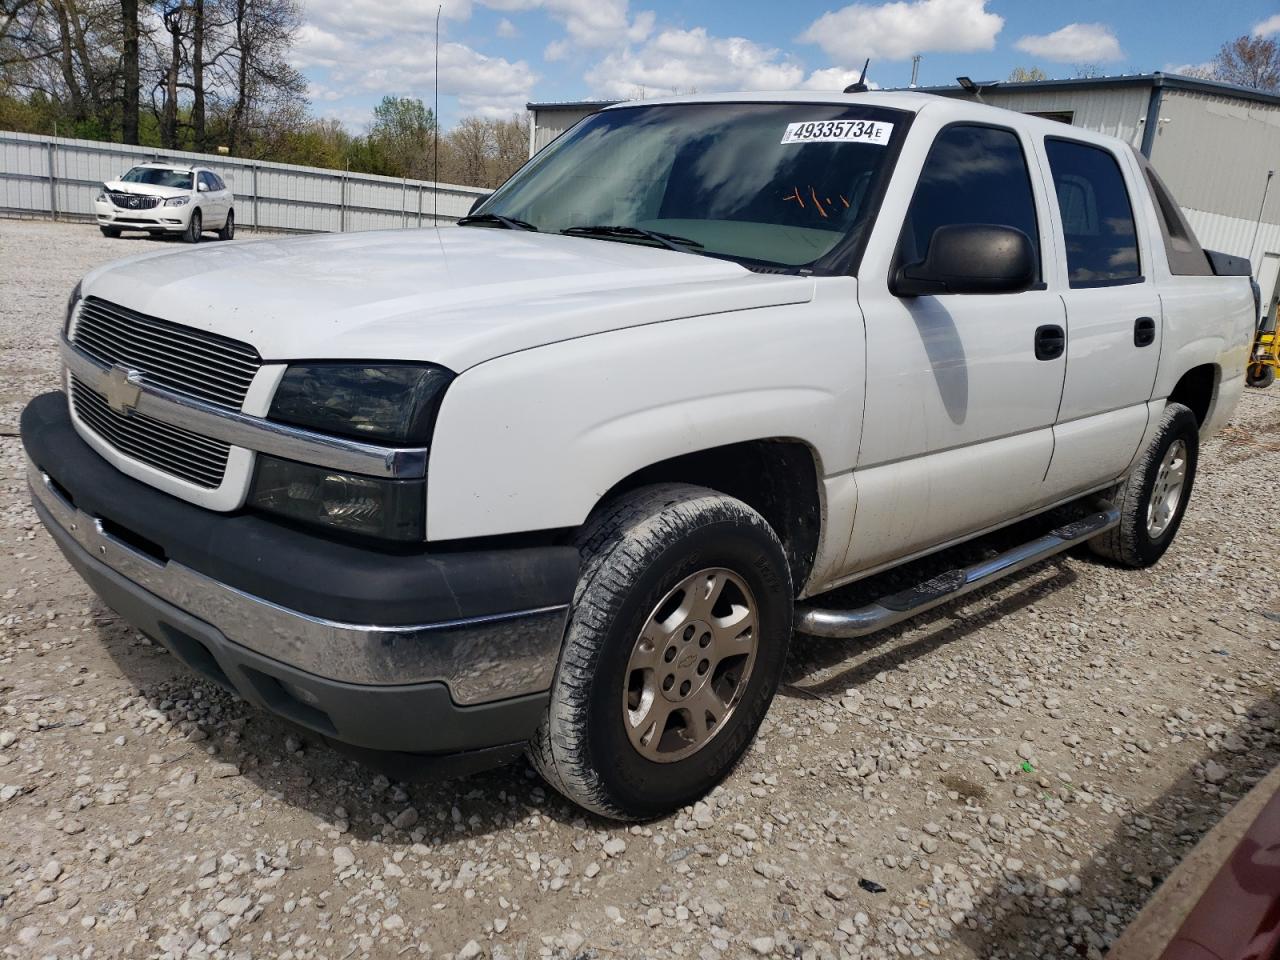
[794,507,1121,639]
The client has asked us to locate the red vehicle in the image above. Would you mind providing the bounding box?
[1114,767,1280,960]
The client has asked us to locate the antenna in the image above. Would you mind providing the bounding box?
[433,4,441,223]
[843,59,871,94]
[910,55,921,87]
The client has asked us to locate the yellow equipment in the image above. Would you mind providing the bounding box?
[1248,307,1278,389]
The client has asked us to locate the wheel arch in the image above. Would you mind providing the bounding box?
[593,438,824,593]
[1167,362,1218,430]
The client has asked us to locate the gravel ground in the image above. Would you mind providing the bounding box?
[2,218,1279,960]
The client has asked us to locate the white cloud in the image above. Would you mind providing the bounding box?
[496,17,518,38]
[1163,60,1215,79]
[1255,14,1280,37]
[799,67,880,91]
[799,0,1003,62]
[482,0,653,50]
[1014,23,1124,63]
[584,27,806,99]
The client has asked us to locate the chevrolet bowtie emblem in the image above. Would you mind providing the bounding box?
[104,364,143,416]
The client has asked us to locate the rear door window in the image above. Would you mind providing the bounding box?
[1045,139,1141,287]
[898,124,1041,282]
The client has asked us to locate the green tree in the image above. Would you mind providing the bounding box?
[368,95,436,178]
[1008,66,1047,82]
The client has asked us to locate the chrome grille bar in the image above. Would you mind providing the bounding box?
[73,298,260,410]
[61,337,428,480]
[70,375,230,488]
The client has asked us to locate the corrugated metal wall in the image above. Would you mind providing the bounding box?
[530,107,598,154]
[980,85,1153,148]
[0,130,491,232]
[1148,89,1280,227]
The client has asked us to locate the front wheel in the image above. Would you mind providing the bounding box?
[1090,402,1199,568]
[530,484,792,820]
[184,209,202,243]
[99,226,121,238]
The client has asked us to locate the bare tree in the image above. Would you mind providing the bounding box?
[1213,34,1280,91]
[121,0,139,142]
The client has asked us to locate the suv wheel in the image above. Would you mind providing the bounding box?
[218,209,235,241]
[184,208,202,244]
[530,483,792,820]
[99,226,121,238]
[1090,402,1199,568]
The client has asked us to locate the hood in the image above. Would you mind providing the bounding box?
[80,227,814,370]
[103,180,190,199]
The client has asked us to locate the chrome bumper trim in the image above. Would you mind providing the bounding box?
[30,457,568,705]
[59,336,428,480]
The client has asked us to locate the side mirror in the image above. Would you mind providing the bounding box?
[893,224,1036,297]
[468,195,486,215]
[197,181,209,192]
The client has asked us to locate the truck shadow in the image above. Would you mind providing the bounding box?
[87,608,588,842]
[950,689,1280,959]
[782,507,1086,697]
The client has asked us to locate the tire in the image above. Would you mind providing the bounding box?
[217,209,235,241]
[184,209,202,243]
[1247,364,1276,389]
[99,226,121,238]
[1090,402,1199,568]
[530,483,793,820]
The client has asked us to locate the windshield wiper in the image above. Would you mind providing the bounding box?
[561,224,704,253]
[456,212,539,231]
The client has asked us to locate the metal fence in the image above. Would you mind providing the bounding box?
[0,130,491,233]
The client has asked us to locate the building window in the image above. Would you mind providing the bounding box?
[1028,110,1075,125]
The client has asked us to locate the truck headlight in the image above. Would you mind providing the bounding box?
[267,363,454,445]
[164,196,190,206]
[248,455,425,541]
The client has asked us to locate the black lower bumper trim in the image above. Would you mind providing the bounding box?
[49,487,549,758]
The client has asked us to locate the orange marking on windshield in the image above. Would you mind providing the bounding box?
[840,195,850,208]
[783,187,804,208]
[810,186,828,218]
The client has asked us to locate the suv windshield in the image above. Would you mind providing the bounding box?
[121,166,193,189]
[474,102,907,271]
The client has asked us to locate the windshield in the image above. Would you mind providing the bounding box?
[120,167,192,189]
[474,102,907,271]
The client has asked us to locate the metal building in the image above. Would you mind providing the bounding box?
[529,74,1280,317]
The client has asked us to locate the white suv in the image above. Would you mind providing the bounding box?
[94,162,235,243]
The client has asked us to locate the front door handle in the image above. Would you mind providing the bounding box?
[1035,324,1066,361]
[1134,316,1157,347]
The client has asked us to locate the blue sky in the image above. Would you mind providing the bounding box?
[293,0,1280,129]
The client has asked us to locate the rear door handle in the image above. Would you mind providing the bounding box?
[1134,316,1157,347]
[1035,324,1065,361]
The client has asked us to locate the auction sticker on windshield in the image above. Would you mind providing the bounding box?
[781,120,893,145]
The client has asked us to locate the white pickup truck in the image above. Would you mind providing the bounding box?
[22,92,1257,819]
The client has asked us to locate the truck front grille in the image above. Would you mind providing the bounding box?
[69,375,231,489]
[72,298,261,411]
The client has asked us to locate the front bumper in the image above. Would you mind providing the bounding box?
[21,392,577,760]
[94,199,188,231]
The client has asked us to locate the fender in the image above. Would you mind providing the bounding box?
[426,283,866,541]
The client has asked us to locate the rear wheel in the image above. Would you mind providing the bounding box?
[217,209,235,241]
[529,484,792,820]
[184,209,202,243]
[99,226,121,238]
[1090,402,1199,568]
